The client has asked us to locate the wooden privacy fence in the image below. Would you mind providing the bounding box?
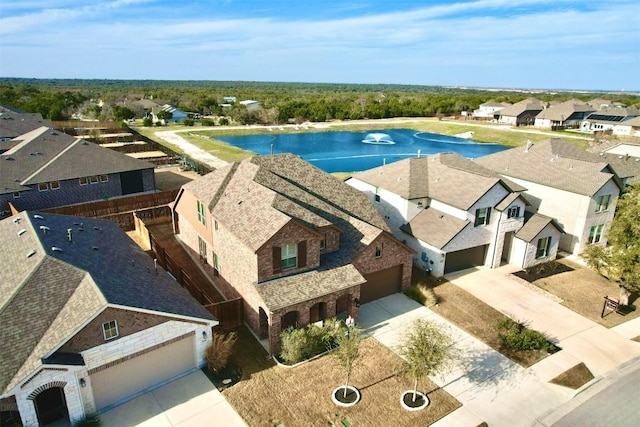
[206,298,244,331]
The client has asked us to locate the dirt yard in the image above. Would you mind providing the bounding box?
[222,327,460,427]
[513,258,639,328]
[154,166,199,191]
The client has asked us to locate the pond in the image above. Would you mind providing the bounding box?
[215,128,508,172]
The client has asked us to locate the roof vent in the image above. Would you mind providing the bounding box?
[5,157,14,160]
[52,246,63,252]
[92,246,99,250]
[33,214,44,219]
[18,229,27,235]
[27,250,36,258]
[93,226,101,231]
[13,216,21,223]
[39,225,50,233]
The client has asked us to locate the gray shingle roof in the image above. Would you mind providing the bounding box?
[535,100,594,121]
[0,106,51,142]
[0,211,215,394]
[476,139,622,196]
[515,213,564,242]
[400,207,469,249]
[498,98,544,117]
[352,153,523,210]
[1,127,154,195]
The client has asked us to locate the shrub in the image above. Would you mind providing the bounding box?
[183,118,195,126]
[206,331,238,373]
[201,118,216,126]
[496,319,551,352]
[74,415,101,427]
[279,318,347,364]
[142,117,153,126]
[405,285,437,306]
[280,327,309,364]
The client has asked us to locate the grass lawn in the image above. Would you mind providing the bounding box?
[221,327,461,427]
[411,268,550,367]
[514,258,640,328]
[549,362,595,390]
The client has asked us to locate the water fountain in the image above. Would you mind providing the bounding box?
[362,133,395,144]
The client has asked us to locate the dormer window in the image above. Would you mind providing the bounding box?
[102,320,119,340]
[281,243,298,270]
[507,206,520,219]
[595,194,611,212]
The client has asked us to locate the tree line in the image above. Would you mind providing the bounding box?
[1,78,638,125]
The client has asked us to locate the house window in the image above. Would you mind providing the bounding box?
[79,177,88,185]
[213,252,220,276]
[89,175,99,184]
[374,187,380,202]
[375,244,383,258]
[99,174,108,182]
[589,224,604,244]
[38,183,48,191]
[198,236,207,264]
[595,195,611,212]
[281,243,298,270]
[507,206,520,219]
[102,320,119,340]
[320,236,326,250]
[50,181,60,190]
[536,236,552,259]
[197,200,206,226]
[214,220,218,231]
[474,207,492,226]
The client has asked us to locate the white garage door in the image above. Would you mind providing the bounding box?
[90,335,195,411]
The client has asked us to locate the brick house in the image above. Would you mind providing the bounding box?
[1,126,156,217]
[346,153,562,277]
[476,139,623,256]
[172,154,414,354]
[0,211,217,426]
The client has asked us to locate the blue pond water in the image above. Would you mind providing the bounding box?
[216,128,508,173]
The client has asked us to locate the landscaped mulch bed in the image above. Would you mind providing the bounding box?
[221,327,461,427]
[513,258,639,328]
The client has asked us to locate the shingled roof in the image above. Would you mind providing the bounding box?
[515,213,564,242]
[0,211,215,394]
[400,207,470,249]
[0,106,52,145]
[476,139,623,196]
[535,100,594,121]
[351,152,525,211]
[498,97,544,117]
[1,126,154,195]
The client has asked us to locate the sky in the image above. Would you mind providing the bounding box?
[1,0,639,91]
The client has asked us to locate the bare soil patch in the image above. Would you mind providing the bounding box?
[411,268,551,367]
[221,327,460,427]
[154,166,198,191]
[549,362,595,389]
[513,258,639,328]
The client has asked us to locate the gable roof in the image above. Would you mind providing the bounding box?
[0,106,52,152]
[515,213,564,242]
[400,207,469,249]
[535,100,594,121]
[476,139,622,196]
[584,107,640,124]
[587,141,640,184]
[498,98,544,117]
[1,126,154,195]
[0,211,215,394]
[351,152,525,211]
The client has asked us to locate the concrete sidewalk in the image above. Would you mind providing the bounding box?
[446,266,640,378]
[99,370,247,427]
[359,294,568,427]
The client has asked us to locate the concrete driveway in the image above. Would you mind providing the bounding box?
[445,266,640,378]
[99,370,247,427]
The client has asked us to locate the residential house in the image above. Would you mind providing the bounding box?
[345,153,560,277]
[0,106,52,149]
[496,98,544,126]
[588,140,640,186]
[0,211,217,427]
[534,99,594,129]
[239,100,260,110]
[476,139,623,256]
[612,116,640,137]
[223,96,237,103]
[579,107,640,133]
[172,154,414,354]
[1,126,156,216]
[472,101,511,120]
[153,104,188,123]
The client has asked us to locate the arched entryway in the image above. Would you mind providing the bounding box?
[34,387,68,426]
[281,311,299,331]
[259,307,269,339]
[309,302,326,324]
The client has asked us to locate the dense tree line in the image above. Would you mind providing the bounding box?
[1,78,638,124]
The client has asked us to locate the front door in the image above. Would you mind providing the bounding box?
[35,387,67,426]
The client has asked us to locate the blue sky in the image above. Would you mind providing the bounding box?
[1,0,639,91]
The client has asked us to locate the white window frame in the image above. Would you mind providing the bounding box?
[102,320,119,340]
[595,194,611,212]
[536,236,551,259]
[79,177,88,185]
[588,224,604,244]
[89,175,99,184]
[50,181,60,190]
[99,174,109,182]
[475,207,491,226]
[281,243,298,270]
[37,182,48,192]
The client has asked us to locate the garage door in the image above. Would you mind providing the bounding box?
[361,265,402,304]
[90,335,195,411]
[444,245,488,274]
